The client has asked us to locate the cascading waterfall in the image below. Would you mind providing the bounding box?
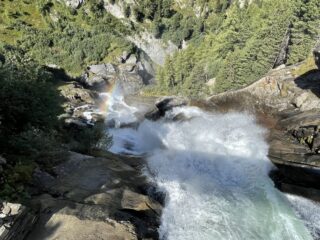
[100,85,319,240]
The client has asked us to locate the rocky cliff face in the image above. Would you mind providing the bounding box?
[60,0,84,9]
[25,151,162,240]
[208,56,320,197]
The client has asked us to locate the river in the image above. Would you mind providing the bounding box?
[99,85,320,240]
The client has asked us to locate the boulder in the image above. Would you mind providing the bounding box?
[121,189,161,215]
[0,202,37,240]
[58,82,97,105]
[121,74,144,95]
[88,63,116,76]
[292,91,320,111]
[146,96,188,120]
[82,64,117,89]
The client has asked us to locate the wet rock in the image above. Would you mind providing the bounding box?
[121,189,162,215]
[146,96,188,120]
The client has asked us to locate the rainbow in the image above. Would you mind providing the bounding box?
[99,81,120,117]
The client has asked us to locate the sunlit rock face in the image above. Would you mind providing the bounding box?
[63,0,84,9]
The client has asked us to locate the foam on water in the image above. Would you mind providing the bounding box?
[286,194,320,238]
[107,94,316,239]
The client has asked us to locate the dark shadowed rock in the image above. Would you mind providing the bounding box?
[314,46,320,69]
[58,82,98,105]
[0,54,5,65]
[146,96,188,120]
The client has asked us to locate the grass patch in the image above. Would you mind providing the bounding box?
[292,56,318,77]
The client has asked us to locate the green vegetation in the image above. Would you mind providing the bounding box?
[0,47,111,201]
[0,47,63,200]
[0,0,133,76]
[287,0,320,64]
[292,55,318,76]
[0,0,319,200]
[145,0,320,97]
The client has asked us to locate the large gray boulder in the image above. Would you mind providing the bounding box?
[81,52,155,95]
[82,64,117,89]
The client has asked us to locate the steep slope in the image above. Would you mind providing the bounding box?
[152,0,320,96]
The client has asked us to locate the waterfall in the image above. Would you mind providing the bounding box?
[103,87,318,240]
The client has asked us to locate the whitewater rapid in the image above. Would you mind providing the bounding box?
[102,88,318,240]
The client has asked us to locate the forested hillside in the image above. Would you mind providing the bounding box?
[137,0,320,96]
[1,0,319,95]
[0,0,133,76]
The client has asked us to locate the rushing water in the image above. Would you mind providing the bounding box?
[101,87,319,240]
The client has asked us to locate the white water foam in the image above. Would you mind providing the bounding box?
[108,102,315,239]
[286,194,320,238]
